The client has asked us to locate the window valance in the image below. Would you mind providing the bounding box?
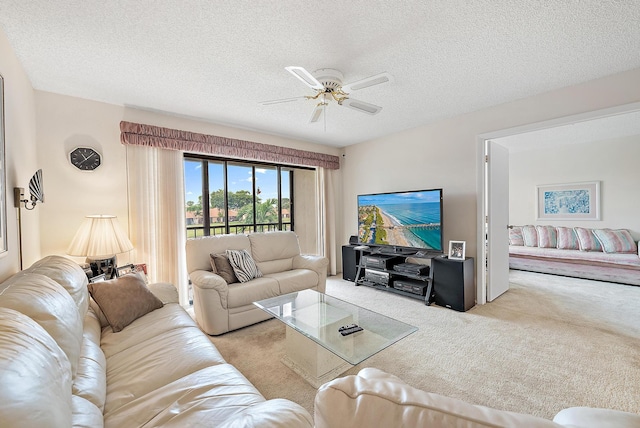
[120,121,340,170]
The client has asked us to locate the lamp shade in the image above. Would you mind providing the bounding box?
[67,215,134,258]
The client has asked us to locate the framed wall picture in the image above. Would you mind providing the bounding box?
[536,181,600,220]
[448,241,466,260]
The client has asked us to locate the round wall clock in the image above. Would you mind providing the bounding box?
[69,147,101,171]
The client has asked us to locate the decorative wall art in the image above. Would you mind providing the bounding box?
[536,181,600,220]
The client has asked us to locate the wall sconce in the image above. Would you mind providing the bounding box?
[14,169,44,269]
[14,169,44,210]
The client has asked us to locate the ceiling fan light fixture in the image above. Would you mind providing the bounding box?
[263,66,390,124]
[285,66,324,90]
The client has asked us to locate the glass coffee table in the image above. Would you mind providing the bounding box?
[254,289,417,388]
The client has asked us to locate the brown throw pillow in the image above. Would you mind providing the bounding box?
[208,253,219,274]
[212,253,238,284]
[87,272,163,333]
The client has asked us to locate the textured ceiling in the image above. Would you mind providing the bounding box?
[1,1,639,148]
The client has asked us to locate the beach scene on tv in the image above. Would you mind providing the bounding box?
[358,190,442,251]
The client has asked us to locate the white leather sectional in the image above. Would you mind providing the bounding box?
[0,255,312,427]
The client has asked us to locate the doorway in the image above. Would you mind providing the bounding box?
[476,102,640,305]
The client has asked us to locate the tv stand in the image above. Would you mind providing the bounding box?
[351,247,433,305]
[341,245,475,311]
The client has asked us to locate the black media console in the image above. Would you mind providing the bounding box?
[342,245,475,311]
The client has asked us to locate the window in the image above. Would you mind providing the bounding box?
[184,155,298,238]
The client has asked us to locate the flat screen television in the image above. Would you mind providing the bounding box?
[357,188,443,254]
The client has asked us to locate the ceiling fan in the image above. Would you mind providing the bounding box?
[261,66,393,125]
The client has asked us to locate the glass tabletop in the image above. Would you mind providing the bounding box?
[254,289,417,365]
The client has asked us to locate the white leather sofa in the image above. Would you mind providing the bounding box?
[315,368,640,428]
[0,255,313,428]
[186,231,329,335]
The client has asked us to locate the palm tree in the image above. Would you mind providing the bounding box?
[256,198,278,223]
[236,198,278,225]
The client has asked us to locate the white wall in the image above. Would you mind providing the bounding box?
[0,29,39,279]
[509,135,640,239]
[35,92,129,265]
[342,68,640,262]
[34,91,341,267]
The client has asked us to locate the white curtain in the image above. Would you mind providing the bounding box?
[126,145,189,306]
[317,167,339,276]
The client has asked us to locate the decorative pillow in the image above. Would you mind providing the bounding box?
[592,229,638,254]
[226,249,263,283]
[556,227,579,250]
[536,225,557,248]
[208,253,218,274]
[87,272,163,333]
[521,225,538,247]
[574,227,603,252]
[508,227,524,246]
[212,253,238,284]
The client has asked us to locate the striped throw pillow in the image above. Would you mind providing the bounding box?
[522,225,538,247]
[592,229,638,254]
[556,227,579,250]
[536,225,557,248]
[226,249,263,283]
[508,227,524,246]
[574,227,602,252]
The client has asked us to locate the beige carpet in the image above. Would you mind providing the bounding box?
[208,271,640,419]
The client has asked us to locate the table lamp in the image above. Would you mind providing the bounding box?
[67,215,134,279]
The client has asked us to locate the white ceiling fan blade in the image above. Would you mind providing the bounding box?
[285,66,324,91]
[342,98,382,115]
[309,103,325,123]
[342,72,393,93]
[260,96,305,105]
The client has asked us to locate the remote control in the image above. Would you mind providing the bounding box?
[339,324,363,336]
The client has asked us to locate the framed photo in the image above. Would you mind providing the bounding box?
[536,181,600,220]
[133,263,147,275]
[448,241,466,260]
[89,274,106,283]
[132,263,148,283]
[117,264,134,277]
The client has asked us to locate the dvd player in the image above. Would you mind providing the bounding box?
[393,262,430,276]
[393,279,429,296]
[364,270,390,286]
[362,255,403,270]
